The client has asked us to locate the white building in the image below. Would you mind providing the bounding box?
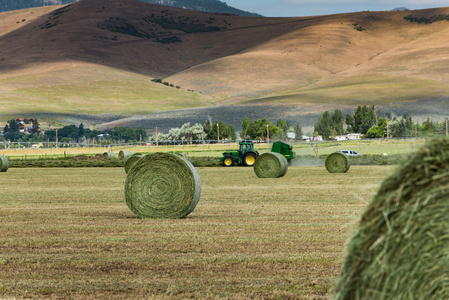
[335,133,362,141]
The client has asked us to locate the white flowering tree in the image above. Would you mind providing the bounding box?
[149,123,207,142]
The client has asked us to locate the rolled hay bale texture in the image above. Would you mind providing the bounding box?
[124,153,144,174]
[124,152,201,219]
[334,137,449,299]
[118,150,133,161]
[325,152,350,173]
[253,152,288,178]
[103,152,116,159]
[174,152,189,161]
[0,155,9,172]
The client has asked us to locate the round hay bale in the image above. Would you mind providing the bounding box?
[118,150,133,161]
[103,152,116,159]
[325,152,349,173]
[124,153,144,174]
[334,137,449,299]
[0,155,9,172]
[253,152,288,178]
[174,152,189,161]
[124,152,201,219]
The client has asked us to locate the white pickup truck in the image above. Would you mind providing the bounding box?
[336,150,361,156]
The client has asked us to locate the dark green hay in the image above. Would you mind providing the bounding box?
[253,152,288,178]
[0,155,9,172]
[325,152,350,173]
[124,154,144,174]
[124,152,201,219]
[334,137,449,299]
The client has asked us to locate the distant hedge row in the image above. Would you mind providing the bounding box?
[8,155,221,168]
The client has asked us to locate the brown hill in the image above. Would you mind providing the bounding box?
[0,0,448,130]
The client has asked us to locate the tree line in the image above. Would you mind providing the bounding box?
[314,105,448,139]
[2,120,146,144]
[147,118,304,142]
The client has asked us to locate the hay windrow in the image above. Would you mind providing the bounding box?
[0,155,9,172]
[334,137,449,299]
[124,152,201,219]
[325,152,349,173]
[253,152,288,178]
[124,153,144,174]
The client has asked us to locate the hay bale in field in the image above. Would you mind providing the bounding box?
[103,152,116,159]
[119,150,134,161]
[253,152,288,178]
[334,137,449,299]
[0,155,9,172]
[325,152,349,173]
[124,152,201,218]
[174,152,189,161]
[124,153,144,174]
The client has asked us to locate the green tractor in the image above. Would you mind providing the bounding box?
[220,140,259,167]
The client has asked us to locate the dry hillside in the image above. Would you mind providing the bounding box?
[0,0,448,130]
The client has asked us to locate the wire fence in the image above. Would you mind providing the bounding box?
[0,139,259,150]
[0,137,431,150]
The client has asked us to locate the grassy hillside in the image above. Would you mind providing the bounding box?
[0,62,208,115]
[0,1,448,126]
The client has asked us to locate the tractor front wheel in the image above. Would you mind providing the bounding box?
[243,153,256,166]
[223,156,235,167]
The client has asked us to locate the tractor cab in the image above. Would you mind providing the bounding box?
[239,141,255,155]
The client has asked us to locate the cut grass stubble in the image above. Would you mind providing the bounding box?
[0,166,395,299]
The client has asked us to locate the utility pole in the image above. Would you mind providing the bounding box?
[140,134,142,146]
[56,129,58,147]
[156,127,158,147]
[217,123,220,144]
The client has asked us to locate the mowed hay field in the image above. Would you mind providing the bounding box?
[0,165,395,299]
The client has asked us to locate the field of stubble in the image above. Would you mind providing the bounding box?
[0,165,395,299]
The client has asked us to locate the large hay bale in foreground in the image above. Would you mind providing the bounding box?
[0,155,9,172]
[334,137,449,299]
[124,152,201,219]
[124,153,144,174]
[325,152,349,173]
[253,152,288,178]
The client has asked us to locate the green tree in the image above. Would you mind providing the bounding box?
[78,123,85,138]
[229,125,237,140]
[240,117,250,139]
[347,105,379,134]
[246,118,279,140]
[345,114,355,133]
[276,119,290,140]
[5,119,18,133]
[203,119,213,140]
[331,109,345,135]
[31,118,40,134]
[314,111,331,140]
[294,122,303,141]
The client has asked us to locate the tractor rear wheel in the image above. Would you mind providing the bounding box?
[223,156,235,167]
[243,153,256,166]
